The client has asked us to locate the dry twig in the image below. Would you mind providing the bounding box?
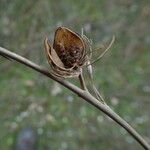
[0,46,149,150]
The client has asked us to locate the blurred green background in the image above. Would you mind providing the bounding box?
[0,0,150,150]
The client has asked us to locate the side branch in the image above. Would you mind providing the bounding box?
[0,47,149,150]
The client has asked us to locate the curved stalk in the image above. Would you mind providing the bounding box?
[0,47,149,150]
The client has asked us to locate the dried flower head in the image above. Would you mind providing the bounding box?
[44,26,115,78]
[44,27,87,78]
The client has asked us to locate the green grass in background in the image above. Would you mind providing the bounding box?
[0,0,149,149]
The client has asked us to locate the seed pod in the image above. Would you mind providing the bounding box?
[44,27,87,78]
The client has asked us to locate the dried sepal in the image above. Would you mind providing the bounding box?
[44,38,65,69]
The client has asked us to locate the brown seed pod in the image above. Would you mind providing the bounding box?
[44,27,87,78]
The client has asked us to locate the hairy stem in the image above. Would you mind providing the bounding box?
[0,47,149,150]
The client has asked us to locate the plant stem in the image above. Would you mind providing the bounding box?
[0,46,149,150]
[78,70,88,91]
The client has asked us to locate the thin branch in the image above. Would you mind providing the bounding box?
[0,46,149,150]
[86,36,115,66]
[86,60,106,104]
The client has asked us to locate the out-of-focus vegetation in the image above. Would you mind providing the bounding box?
[0,0,149,149]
